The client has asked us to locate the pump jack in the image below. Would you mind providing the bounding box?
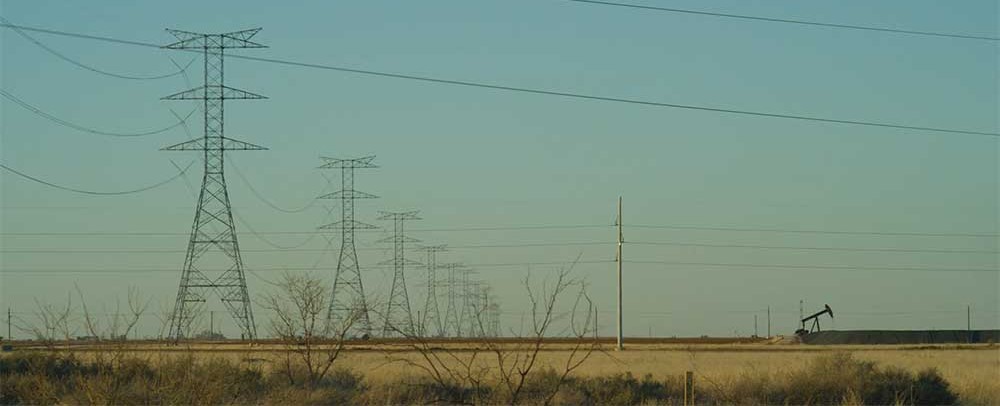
[795,304,833,336]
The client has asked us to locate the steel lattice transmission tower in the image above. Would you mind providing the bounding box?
[440,262,466,337]
[319,156,378,336]
[418,244,447,337]
[378,211,421,336]
[162,28,267,340]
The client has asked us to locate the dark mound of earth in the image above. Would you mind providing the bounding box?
[801,330,999,345]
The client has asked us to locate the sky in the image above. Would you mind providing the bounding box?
[1,0,998,339]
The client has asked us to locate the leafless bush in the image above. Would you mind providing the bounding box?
[13,296,75,349]
[259,271,361,388]
[385,259,603,405]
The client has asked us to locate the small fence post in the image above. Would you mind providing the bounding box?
[684,371,695,405]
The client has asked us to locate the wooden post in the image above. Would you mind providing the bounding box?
[684,371,695,405]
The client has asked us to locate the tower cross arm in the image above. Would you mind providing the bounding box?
[163,28,266,49]
[161,137,267,151]
[319,155,378,169]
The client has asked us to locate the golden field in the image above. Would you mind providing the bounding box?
[13,340,997,405]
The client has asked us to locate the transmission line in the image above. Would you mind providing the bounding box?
[3,241,995,255]
[562,0,1000,41]
[0,16,196,80]
[629,241,998,254]
[626,223,998,238]
[0,260,613,274]
[229,158,318,214]
[625,260,998,273]
[0,161,193,196]
[0,89,195,137]
[3,259,994,274]
[1,23,996,137]
[2,223,997,238]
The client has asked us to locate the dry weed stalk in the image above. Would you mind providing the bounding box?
[385,259,604,405]
[260,271,361,387]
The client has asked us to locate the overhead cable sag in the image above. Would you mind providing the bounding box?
[1,22,996,137]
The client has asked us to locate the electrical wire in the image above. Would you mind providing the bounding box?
[628,241,998,255]
[0,161,193,196]
[0,260,613,274]
[0,16,196,80]
[562,0,1000,41]
[3,223,995,238]
[0,241,612,254]
[626,224,998,238]
[625,259,998,273]
[0,88,195,137]
[2,241,993,255]
[2,23,997,137]
[0,225,611,236]
[170,155,322,250]
[229,158,318,214]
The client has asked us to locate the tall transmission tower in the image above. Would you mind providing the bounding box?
[319,156,378,336]
[418,244,447,337]
[162,28,267,340]
[378,211,421,337]
[440,262,464,337]
[458,268,480,337]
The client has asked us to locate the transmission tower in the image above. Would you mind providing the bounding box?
[458,268,480,337]
[162,28,267,341]
[319,156,378,337]
[418,244,447,337]
[440,262,464,337]
[378,211,421,337]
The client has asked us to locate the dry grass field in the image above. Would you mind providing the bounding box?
[8,340,996,405]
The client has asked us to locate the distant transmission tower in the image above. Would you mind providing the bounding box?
[162,28,268,341]
[378,211,421,336]
[418,245,447,337]
[458,268,480,337]
[440,262,464,337]
[320,156,378,336]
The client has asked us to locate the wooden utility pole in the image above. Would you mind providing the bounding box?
[767,306,771,338]
[967,305,971,343]
[616,196,624,351]
[754,314,758,337]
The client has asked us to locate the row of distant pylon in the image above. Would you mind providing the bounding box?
[320,156,500,338]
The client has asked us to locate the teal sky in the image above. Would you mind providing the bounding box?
[1,0,997,338]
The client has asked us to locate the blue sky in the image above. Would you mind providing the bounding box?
[1,0,997,338]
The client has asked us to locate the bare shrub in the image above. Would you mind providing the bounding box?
[259,271,361,388]
[382,261,603,405]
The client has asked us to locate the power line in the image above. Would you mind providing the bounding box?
[0,224,611,236]
[226,53,999,137]
[0,241,611,254]
[627,224,999,238]
[0,161,193,196]
[629,241,999,255]
[563,0,1000,41]
[0,260,613,274]
[0,89,195,137]
[3,223,995,238]
[0,16,196,80]
[2,23,997,137]
[2,241,993,255]
[3,259,995,274]
[229,158,318,214]
[625,260,998,273]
